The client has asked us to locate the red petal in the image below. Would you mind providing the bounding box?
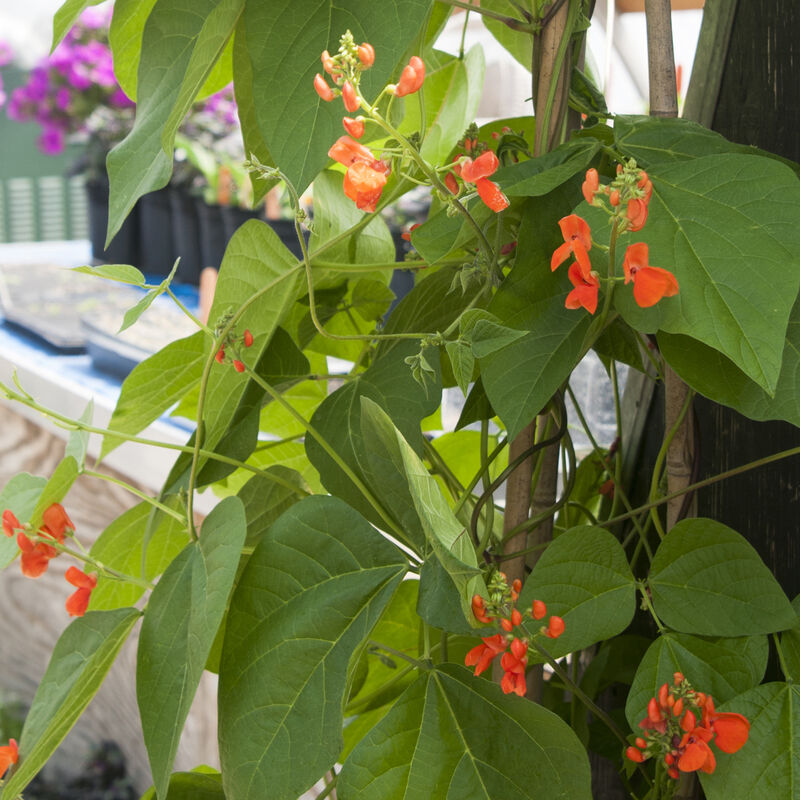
[622,242,649,284]
[65,586,92,617]
[461,151,499,182]
[677,741,712,772]
[558,214,592,250]
[551,242,572,271]
[712,713,750,753]
[633,267,679,308]
[475,178,508,212]
[65,566,97,590]
[328,136,373,167]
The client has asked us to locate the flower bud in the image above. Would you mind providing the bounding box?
[321,50,336,75]
[501,617,513,632]
[625,746,644,763]
[532,600,546,620]
[358,43,375,67]
[510,608,522,627]
[668,767,679,780]
[233,360,246,373]
[635,737,647,749]
[673,671,684,685]
[342,80,359,112]
[343,117,365,139]
[215,347,225,364]
[545,615,565,638]
[243,329,254,347]
[444,172,459,195]
[658,682,669,709]
[314,74,334,102]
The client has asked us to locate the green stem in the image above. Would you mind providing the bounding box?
[244,366,416,551]
[773,633,793,681]
[316,774,337,800]
[52,540,153,590]
[647,387,694,539]
[309,260,434,271]
[0,383,310,497]
[609,359,624,520]
[82,470,186,523]
[458,7,470,59]
[369,639,427,669]
[452,436,508,516]
[166,287,212,334]
[435,0,533,30]
[638,580,666,634]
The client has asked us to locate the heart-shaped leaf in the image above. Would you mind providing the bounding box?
[648,518,796,636]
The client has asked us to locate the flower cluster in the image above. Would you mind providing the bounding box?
[215,327,254,373]
[314,32,429,214]
[552,163,679,314]
[445,134,509,213]
[465,571,564,696]
[0,738,18,779]
[6,6,132,155]
[626,672,750,780]
[3,504,97,616]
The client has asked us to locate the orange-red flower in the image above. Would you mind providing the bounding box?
[471,593,492,624]
[459,150,509,213]
[328,135,374,167]
[342,116,365,139]
[17,531,56,578]
[0,739,18,778]
[343,161,387,213]
[2,509,20,537]
[342,80,359,112]
[622,243,679,308]
[551,215,592,277]
[314,73,334,102]
[565,262,600,314]
[395,56,425,96]
[532,599,547,620]
[65,566,97,617]
[357,43,375,68]
[701,697,750,753]
[626,745,645,763]
[582,168,599,204]
[465,633,507,676]
[41,503,74,544]
[500,637,528,696]
[677,726,716,774]
[544,615,565,638]
[626,198,648,231]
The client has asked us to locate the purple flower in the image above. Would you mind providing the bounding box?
[79,6,112,29]
[109,87,135,109]
[55,87,72,110]
[37,125,65,155]
[0,41,13,67]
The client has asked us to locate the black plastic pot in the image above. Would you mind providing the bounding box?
[220,205,263,241]
[169,188,202,285]
[195,199,227,269]
[85,178,139,265]
[138,187,175,277]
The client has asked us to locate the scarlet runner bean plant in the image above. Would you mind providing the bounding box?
[0,2,799,800]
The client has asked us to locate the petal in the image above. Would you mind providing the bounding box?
[622,242,649,284]
[677,741,711,772]
[712,713,750,753]
[65,566,97,589]
[572,241,592,279]
[475,177,508,212]
[558,214,592,250]
[551,242,572,271]
[21,548,51,578]
[65,586,92,617]
[633,267,679,308]
[626,198,649,231]
[461,151,499,182]
[328,136,374,167]
[565,284,598,315]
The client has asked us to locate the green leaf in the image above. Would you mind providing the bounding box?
[236,467,305,547]
[0,473,48,570]
[360,399,483,632]
[351,279,396,322]
[107,0,243,241]
[198,221,302,461]
[614,114,789,168]
[72,264,146,286]
[479,0,532,71]
[338,664,592,799]
[218,495,406,800]
[399,46,485,165]
[309,170,396,281]
[64,400,93,470]
[649,518,796,636]
[518,525,636,660]
[237,0,433,195]
[88,500,189,611]
[101,331,205,459]
[780,596,800,681]
[1,608,140,800]
[30,456,79,531]
[624,632,769,730]
[305,340,441,537]
[119,288,161,334]
[410,198,493,264]
[139,771,224,800]
[699,682,800,800]
[109,0,158,100]
[468,317,528,357]
[610,153,800,394]
[659,290,800,427]
[138,496,246,800]
[593,318,645,373]
[445,340,474,394]
[51,0,105,51]
[494,139,601,197]
[480,191,591,439]
[378,265,486,358]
